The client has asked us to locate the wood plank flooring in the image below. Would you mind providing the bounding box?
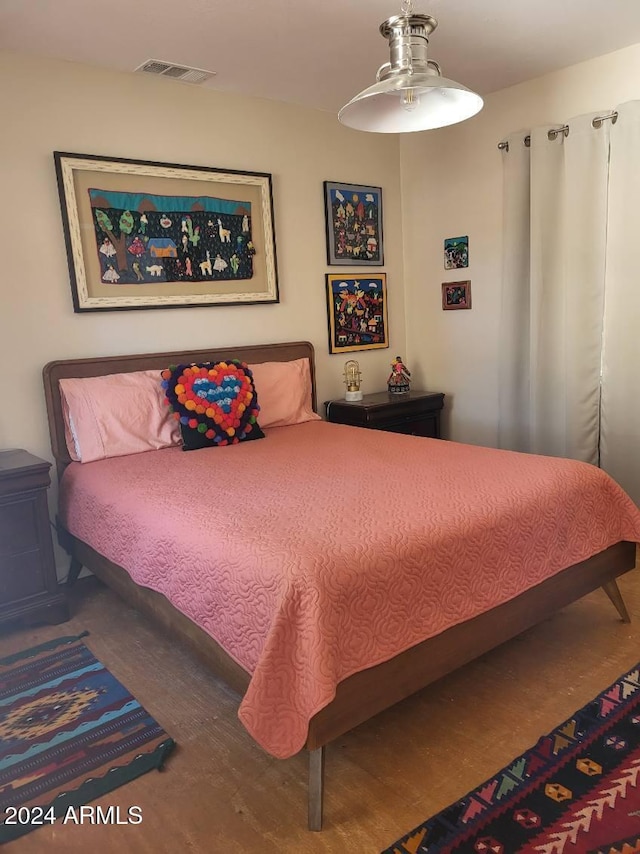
[1,565,639,853]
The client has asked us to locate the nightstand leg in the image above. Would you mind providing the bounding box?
[43,602,70,625]
[21,598,69,627]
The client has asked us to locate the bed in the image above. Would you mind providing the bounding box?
[42,340,640,830]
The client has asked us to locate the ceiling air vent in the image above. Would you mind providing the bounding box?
[135,59,216,85]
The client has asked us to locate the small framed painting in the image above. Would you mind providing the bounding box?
[444,235,469,269]
[326,273,388,353]
[323,181,383,266]
[442,280,472,310]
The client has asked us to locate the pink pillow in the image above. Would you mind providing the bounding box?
[60,392,81,461]
[250,359,320,429]
[59,370,181,463]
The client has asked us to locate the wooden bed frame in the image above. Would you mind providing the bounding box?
[43,340,636,831]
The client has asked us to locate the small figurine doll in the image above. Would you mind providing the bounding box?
[387,356,411,395]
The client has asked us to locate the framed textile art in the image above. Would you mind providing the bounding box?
[444,235,469,269]
[323,181,383,266]
[442,280,472,310]
[325,273,388,353]
[53,152,279,312]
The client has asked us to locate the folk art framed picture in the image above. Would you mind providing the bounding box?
[53,152,279,312]
[444,235,469,269]
[325,273,388,353]
[442,280,472,310]
[323,181,383,266]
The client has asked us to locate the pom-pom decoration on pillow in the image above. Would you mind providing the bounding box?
[161,360,264,451]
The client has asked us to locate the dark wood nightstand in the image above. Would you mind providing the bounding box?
[0,450,68,627]
[324,391,445,438]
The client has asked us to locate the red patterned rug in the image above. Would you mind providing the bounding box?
[383,663,640,853]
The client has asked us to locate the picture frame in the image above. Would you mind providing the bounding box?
[444,235,469,269]
[442,280,472,310]
[54,152,279,312]
[326,273,388,353]
[323,181,383,266]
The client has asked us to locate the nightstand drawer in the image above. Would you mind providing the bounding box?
[0,449,68,627]
[383,416,439,438]
[0,550,46,602]
[325,391,445,439]
[0,498,38,557]
[366,399,437,427]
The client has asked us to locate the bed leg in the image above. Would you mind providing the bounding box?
[602,580,631,623]
[308,746,325,832]
[67,557,83,588]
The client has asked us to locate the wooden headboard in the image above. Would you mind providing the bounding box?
[43,340,317,477]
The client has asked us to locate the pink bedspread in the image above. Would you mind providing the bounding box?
[59,421,640,758]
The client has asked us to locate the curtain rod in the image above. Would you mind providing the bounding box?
[497,111,618,151]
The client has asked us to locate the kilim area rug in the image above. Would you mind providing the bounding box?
[0,632,175,843]
[383,662,640,854]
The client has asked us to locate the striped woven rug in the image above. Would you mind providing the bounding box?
[0,633,175,843]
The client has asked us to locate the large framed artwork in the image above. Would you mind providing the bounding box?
[323,181,383,266]
[54,152,279,312]
[325,273,388,353]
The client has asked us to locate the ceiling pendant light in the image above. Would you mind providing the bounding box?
[338,0,483,133]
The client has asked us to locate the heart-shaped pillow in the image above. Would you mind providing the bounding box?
[161,360,264,450]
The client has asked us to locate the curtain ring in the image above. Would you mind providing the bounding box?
[548,125,569,141]
[592,111,618,129]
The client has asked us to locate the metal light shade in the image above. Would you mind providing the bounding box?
[339,13,483,133]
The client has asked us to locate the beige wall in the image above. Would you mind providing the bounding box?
[4,42,640,577]
[0,51,405,462]
[400,42,640,446]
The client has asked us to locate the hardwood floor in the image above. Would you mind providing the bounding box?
[2,565,639,853]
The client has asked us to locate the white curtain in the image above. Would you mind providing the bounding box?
[499,102,640,506]
[498,132,531,452]
[499,114,610,464]
[600,101,640,504]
